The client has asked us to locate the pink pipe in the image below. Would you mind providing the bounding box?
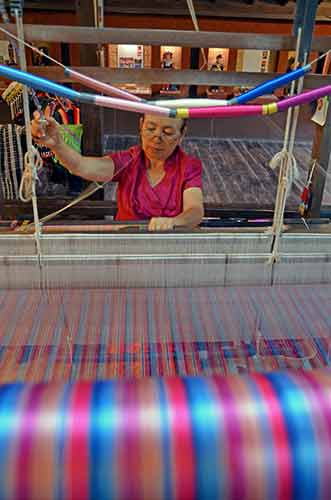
[65,68,143,102]
[95,95,170,116]
[277,86,331,112]
[188,104,263,118]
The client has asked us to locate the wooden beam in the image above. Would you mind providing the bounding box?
[0,199,300,220]
[22,0,331,21]
[26,66,331,88]
[4,23,331,50]
[103,0,331,22]
[105,4,296,20]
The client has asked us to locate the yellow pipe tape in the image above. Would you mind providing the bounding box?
[176,108,189,119]
[263,103,278,115]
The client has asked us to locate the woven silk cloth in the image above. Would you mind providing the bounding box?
[0,285,330,383]
[0,369,330,499]
[0,337,328,383]
[0,124,24,200]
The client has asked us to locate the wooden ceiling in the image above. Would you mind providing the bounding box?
[23,1,331,21]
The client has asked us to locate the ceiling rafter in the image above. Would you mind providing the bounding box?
[22,1,331,21]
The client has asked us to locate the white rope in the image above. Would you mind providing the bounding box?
[269,58,307,263]
[255,328,317,362]
[0,25,67,68]
[310,49,331,67]
[307,158,317,185]
[14,9,43,270]
[39,182,103,225]
[186,0,208,70]
[269,28,302,196]
[19,146,42,202]
[268,29,306,263]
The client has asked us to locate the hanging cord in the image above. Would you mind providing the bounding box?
[255,329,317,363]
[307,159,317,190]
[298,158,317,217]
[272,54,303,242]
[17,95,43,206]
[38,181,103,225]
[269,62,306,215]
[21,86,45,202]
[19,144,42,201]
[310,50,331,67]
[0,0,9,23]
[0,1,20,62]
[13,6,46,304]
[14,9,41,235]
[269,27,303,198]
[0,25,67,68]
[94,0,105,68]
[268,31,308,263]
[186,0,208,70]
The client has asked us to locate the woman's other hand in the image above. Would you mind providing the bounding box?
[148,217,175,231]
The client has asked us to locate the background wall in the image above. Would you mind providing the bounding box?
[21,9,331,71]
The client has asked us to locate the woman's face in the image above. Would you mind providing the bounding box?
[140,115,185,162]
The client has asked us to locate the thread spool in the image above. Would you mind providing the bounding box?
[0,369,330,499]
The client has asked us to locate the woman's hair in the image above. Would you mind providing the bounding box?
[141,114,187,134]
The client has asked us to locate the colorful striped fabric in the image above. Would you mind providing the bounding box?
[0,337,328,383]
[0,285,330,383]
[0,369,330,499]
[1,285,330,346]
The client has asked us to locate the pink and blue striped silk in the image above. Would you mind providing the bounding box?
[0,369,330,499]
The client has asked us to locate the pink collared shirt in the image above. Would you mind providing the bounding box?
[109,145,202,221]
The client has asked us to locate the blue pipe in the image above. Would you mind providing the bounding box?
[0,64,81,101]
[229,65,310,105]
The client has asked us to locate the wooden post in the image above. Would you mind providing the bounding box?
[292,0,324,217]
[228,49,237,72]
[189,47,199,98]
[307,102,331,216]
[75,0,104,157]
[151,45,161,95]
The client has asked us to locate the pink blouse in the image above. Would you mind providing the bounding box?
[109,145,202,221]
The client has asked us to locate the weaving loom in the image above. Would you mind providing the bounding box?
[1,223,331,287]
[0,1,331,499]
[0,221,330,499]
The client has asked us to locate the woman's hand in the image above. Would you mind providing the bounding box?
[31,111,63,150]
[149,217,175,231]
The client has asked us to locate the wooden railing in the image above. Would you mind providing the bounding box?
[1,24,330,50]
[1,24,330,88]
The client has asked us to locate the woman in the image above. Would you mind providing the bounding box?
[209,54,224,93]
[161,51,178,92]
[31,113,204,231]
